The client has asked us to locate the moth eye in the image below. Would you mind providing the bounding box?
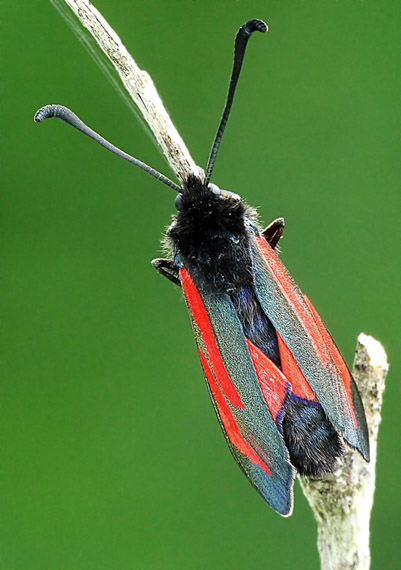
[208,183,241,203]
[208,183,222,197]
[175,193,184,211]
[221,190,241,203]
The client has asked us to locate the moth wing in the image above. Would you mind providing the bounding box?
[251,236,369,460]
[180,267,295,516]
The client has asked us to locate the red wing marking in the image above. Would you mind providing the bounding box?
[180,268,244,409]
[256,237,330,367]
[256,237,358,429]
[303,295,358,427]
[245,339,288,421]
[199,349,272,477]
[276,333,317,401]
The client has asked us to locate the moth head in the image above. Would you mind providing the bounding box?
[174,182,241,212]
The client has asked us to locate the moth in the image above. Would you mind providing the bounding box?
[35,19,369,515]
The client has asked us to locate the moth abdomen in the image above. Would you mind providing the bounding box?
[281,395,344,477]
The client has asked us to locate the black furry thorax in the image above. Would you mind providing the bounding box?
[166,175,259,292]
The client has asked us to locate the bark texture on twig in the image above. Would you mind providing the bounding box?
[299,334,388,570]
[63,0,202,184]
[57,4,389,568]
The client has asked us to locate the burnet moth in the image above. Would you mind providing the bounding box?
[35,19,369,515]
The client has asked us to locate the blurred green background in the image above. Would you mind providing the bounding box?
[2,1,399,569]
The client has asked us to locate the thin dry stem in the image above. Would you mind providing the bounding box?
[299,334,388,570]
[63,0,202,184]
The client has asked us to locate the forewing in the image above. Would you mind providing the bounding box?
[180,267,294,515]
[251,236,369,460]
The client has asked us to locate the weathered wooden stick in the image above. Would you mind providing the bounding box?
[300,334,388,570]
[61,0,202,184]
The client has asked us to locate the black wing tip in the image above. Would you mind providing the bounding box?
[351,378,370,461]
[344,435,370,463]
[277,500,293,517]
[341,420,370,462]
[361,444,370,463]
[356,425,370,462]
[356,427,370,462]
[267,482,294,517]
[256,464,295,517]
[251,480,293,516]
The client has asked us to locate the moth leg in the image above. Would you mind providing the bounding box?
[151,258,181,287]
[261,217,285,250]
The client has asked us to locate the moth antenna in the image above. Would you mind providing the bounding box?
[204,19,268,186]
[34,105,182,193]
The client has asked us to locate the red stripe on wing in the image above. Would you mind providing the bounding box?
[276,333,318,401]
[199,348,272,477]
[303,295,358,428]
[180,268,245,409]
[256,237,330,367]
[245,339,287,421]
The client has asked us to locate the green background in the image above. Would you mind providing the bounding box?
[3,1,399,569]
